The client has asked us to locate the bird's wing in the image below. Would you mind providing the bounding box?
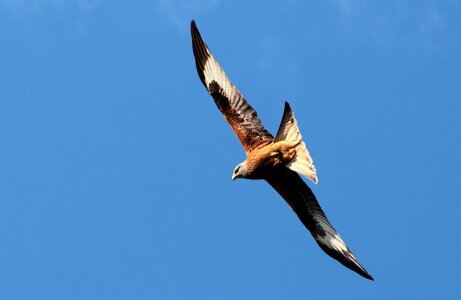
[265,168,373,280]
[191,20,273,153]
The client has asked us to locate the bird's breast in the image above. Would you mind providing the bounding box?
[245,142,297,179]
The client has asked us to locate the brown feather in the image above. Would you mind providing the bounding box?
[191,21,273,153]
[191,20,373,281]
[265,168,374,280]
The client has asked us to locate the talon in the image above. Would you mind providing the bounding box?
[271,151,281,157]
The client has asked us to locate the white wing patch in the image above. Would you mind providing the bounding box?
[202,51,234,98]
[316,231,352,255]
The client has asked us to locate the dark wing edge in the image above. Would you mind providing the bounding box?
[265,168,374,280]
[191,20,273,152]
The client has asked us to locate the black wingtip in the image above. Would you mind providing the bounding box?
[355,263,374,281]
[317,243,374,281]
[190,20,209,87]
[359,267,374,281]
[364,267,374,281]
[191,20,199,37]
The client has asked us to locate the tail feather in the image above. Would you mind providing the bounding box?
[275,102,318,184]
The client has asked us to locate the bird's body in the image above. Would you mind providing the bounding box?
[191,20,373,281]
[235,140,298,179]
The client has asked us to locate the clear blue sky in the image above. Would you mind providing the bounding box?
[1,0,460,299]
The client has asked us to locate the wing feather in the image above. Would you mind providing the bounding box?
[265,168,373,280]
[191,20,273,153]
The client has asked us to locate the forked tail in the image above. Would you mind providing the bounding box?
[275,102,318,184]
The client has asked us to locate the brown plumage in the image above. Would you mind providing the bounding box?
[236,138,298,179]
[191,20,373,281]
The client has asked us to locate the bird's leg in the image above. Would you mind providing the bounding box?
[271,142,297,165]
[270,151,283,166]
[282,148,297,162]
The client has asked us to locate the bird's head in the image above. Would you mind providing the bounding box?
[232,162,248,180]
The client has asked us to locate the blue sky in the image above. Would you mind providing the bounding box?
[1,0,460,299]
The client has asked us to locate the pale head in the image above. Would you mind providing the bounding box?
[232,161,248,180]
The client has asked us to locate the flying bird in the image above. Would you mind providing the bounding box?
[191,20,373,281]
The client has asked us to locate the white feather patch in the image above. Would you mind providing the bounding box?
[316,231,354,258]
[203,51,234,98]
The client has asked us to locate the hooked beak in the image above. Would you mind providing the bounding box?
[232,173,237,181]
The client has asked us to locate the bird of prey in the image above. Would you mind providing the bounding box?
[191,20,373,281]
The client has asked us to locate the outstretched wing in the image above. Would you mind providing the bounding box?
[265,168,373,280]
[191,20,273,153]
